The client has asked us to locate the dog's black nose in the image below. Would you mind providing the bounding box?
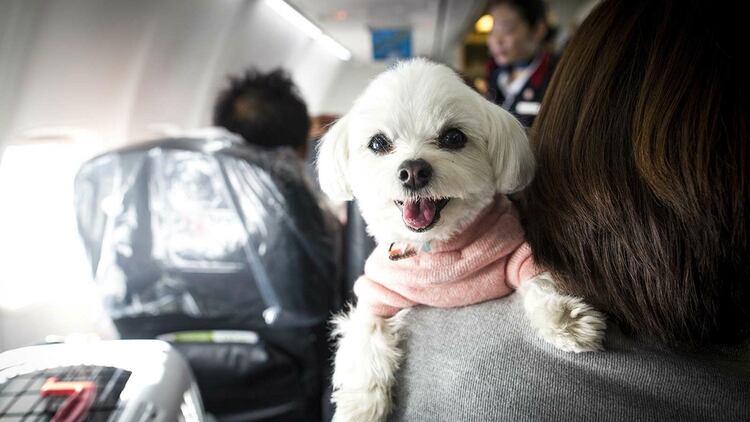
[398,159,432,190]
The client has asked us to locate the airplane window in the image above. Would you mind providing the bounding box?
[0,139,116,347]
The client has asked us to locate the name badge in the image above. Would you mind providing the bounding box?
[516,101,541,115]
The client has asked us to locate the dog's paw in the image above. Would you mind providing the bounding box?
[519,273,606,353]
[330,306,408,422]
[331,383,391,422]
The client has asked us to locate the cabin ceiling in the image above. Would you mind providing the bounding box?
[288,0,595,64]
[288,0,486,63]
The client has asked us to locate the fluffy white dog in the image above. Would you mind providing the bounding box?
[317,59,606,422]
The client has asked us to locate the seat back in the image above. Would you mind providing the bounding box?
[75,135,342,421]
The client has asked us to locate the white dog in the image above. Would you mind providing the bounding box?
[317,59,606,422]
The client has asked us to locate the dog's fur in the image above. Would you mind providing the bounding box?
[317,59,606,422]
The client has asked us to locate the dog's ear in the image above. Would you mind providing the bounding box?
[483,102,536,193]
[316,114,353,201]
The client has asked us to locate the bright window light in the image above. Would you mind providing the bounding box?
[265,0,352,61]
[0,143,93,311]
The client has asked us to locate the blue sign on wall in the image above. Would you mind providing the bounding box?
[371,28,412,60]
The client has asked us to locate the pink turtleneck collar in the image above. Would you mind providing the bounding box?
[354,196,539,317]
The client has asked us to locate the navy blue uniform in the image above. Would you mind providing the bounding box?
[487,51,556,128]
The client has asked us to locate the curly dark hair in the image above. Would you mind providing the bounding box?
[213,69,309,149]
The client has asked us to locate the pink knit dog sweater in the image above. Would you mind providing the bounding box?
[354,196,539,317]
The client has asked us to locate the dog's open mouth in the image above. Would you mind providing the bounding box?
[394,198,450,232]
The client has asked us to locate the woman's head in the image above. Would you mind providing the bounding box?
[524,0,749,346]
[487,0,548,66]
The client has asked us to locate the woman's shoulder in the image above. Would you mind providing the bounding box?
[391,295,750,421]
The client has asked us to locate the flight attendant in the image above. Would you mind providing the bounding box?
[486,0,555,128]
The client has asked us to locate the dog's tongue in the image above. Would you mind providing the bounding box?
[403,199,437,230]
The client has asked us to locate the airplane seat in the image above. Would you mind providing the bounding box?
[343,201,376,298]
[74,135,342,422]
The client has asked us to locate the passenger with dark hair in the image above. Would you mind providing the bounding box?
[486,0,556,127]
[209,69,341,420]
[213,68,310,158]
[389,0,750,420]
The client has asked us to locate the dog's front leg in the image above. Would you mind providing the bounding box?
[518,272,607,352]
[331,304,408,422]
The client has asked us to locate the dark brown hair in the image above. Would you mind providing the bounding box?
[489,0,547,27]
[524,0,749,346]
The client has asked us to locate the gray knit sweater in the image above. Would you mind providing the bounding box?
[389,293,750,421]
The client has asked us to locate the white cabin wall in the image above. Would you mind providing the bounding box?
[0,0,355,151]
[0,0,45,155]
[1,0,164,148]
[317,60,390,116]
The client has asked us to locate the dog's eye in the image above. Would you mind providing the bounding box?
[368,133,393,154]
[439,128,467,150]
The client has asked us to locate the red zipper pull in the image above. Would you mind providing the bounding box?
[40,377,97,422]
